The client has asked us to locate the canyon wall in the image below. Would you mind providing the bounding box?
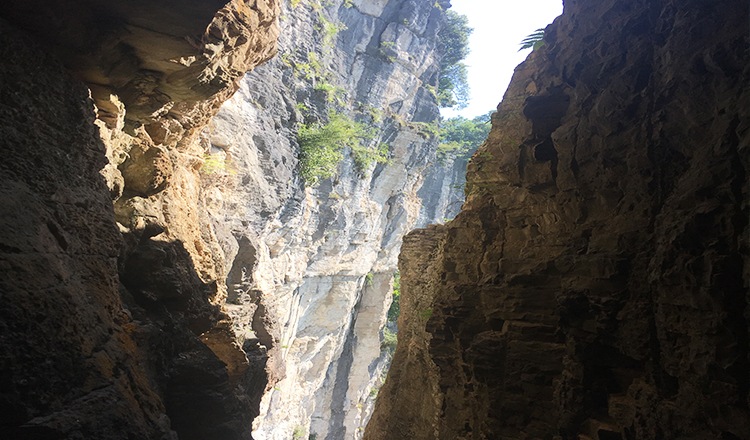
[365,0,750,439]
[0,0,463,439]
[204,1,456,438]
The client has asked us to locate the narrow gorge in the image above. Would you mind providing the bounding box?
[1,0,461,439]
[0,1,748,440]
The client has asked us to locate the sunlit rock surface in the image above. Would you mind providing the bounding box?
[365,0,750,439]
[206,1,461,438]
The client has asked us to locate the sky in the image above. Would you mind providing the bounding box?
[440,0,564,119]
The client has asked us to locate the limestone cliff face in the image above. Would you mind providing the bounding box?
[0,0,460,439]
[203,1,451,438]
[365,0,750,439]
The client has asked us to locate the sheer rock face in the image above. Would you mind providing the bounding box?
[202,1,457,438]
[365,0,750,439]
[0,1,280,439]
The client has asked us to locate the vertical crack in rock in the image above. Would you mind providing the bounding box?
[326,317,357,440]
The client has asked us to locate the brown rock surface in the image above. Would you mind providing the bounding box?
[0,20,171,439]
[0,0,281,438]
[0,0,280,123]
[365,0,750,439]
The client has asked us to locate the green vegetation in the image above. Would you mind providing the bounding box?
[409,121,440,138]
[381,327,398,351]
[436,111,493,164]
[280,52,294,67]
[519,28,545,51]
[378,41,397,63]
[379,271,400,352]
[201,153,236,175]
[297,112,389,185]
[294,52,325,80]
[313,82,345,103]
[358,104,384,123]
[419,308,433,322]
[352,142,389,172]
[387,271,400,322]
[437,10,472,109]
[316,12,347,49]
[365,272,374,287]
[293,425,305,439]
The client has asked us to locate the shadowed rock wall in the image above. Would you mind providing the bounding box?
[0,1,280,438]
[365,0,750,439]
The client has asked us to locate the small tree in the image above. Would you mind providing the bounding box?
[437,111,493,164]
[437,10,473,109]
[297,112,389,185]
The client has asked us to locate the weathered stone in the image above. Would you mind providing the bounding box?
[202,1,458,438]
[366,0,750,439]
[0,0,283,438]
[0,0,464,438]
[120,142,173,197]
[0,19,172,440]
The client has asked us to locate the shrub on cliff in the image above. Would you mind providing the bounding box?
[381,328,398,351]
[297,112,389,185]
[437,111,492,164]
[387,270,400,322]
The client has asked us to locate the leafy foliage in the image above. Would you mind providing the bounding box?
[437,111,493,164]
[352,142,389,172]
[519,28,545,51]
[297,112,389,185]
[381,328,398,351]
[437,10,473,109]
[293,425,305,439]
[386,271,400,322]
[316,12,347,49]
[439,11,472,69]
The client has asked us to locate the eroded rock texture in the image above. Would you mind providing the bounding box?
[0,1,280,439]
[365,0,750,439]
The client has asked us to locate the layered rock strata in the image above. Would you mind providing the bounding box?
[365,0,750,439]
